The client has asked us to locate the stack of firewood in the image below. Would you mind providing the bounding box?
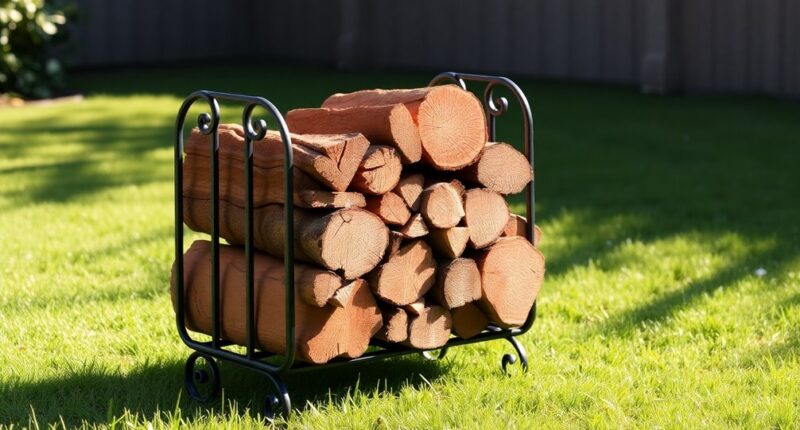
[172,85,545,364]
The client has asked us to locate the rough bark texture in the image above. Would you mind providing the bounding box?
[458,142,532,194]
[404,305,452,349]
[427,227,470,259]
[171,241,382,364]
[463,188,509,249]
[430,258,482,309]
[366,239,436,306]
[419,182,465,229]
[350,145,403,195]
[451,303,489,339]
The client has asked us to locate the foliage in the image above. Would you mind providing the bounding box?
[0,0,72,98]
[0,66,798,428]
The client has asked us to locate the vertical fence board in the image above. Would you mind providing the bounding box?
[784,0,800,96]
[571,0,601,80]
[542,0,570,77]
[509,0,544,75]
[601,0,634,83]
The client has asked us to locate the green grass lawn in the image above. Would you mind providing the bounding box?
[1,64,799,429]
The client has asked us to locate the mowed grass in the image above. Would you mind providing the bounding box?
[1,64,799,429]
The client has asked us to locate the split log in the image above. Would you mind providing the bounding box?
[297,190,366,209]
[322,85,487,170]
[364,192,411,226]
[297,269,346,308]
[171,241,382,363]
[398,213,428,239]
[430,258,482,309]
[375,306,408,343]
[327,281,357,308]
[184,199,388,280]
[427,227,470,259]
[386,231,405,257]
[402,298,426,316]
[476,236,545,328]
[394,173,425,211]
[367,239,436,306]
[457,142,532,194]
[501,214,543,245]
[463,188,509,249]
[186,124,369,192]
[451,303,489,339]
[350,145,403,195]
[419,182,465,229]
[404,305,452,349]
[285,105,422,163]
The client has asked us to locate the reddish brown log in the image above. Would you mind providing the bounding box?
[451,303,489,339]
[430,258,482,309]
[367,239,436,306]
[457,142,532,194]
[375,306,408,343]
[404,305,452,349]
[463,188,509,249]
[350,145,403,195]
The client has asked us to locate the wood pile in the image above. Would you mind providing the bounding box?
[171,84,545,364]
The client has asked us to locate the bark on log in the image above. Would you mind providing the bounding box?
[457,142,532,194]
[404,305,452,349]
[419,182,465,229]
[394,173,425,211]
[475,237,545,328]
[171,240,382,364]
[367,239,436,306]
[285,105,422,163]
[350,145,403,195]
[463,188,509,249]
[322,85,487,171]
[364,192,411,226]
[427,227,470,259]
[451,303,489,339]
[430,258,482,309]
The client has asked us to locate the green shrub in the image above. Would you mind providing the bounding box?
[0,0,72,99]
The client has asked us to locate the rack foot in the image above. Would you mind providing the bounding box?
[421,347,448,361]
[261,372,291,420]
[184,352,221,402]
[500,336,528,373]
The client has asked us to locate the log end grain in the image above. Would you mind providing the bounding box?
[367,239,436,306]
[427,226,470,259]
[404,305,452,349]
[419,182,465,229]
[451,303,489,339]
[350,145,403,195]
[464,188,509,249]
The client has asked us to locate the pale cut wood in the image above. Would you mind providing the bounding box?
[364,192,411,226]
[458,142,532,194]
[386,231,405,257]
[501,214,543,245]
[186,124,369,192]
[297,269,346,308]
[322,85,487,171]
[430,258,482,309]
[463,188,509,249]
[404,305,452,349]
[285,104,422,163]
[419,182,465,229]
[297,190,366,209]
[172,241,382,364]
[375,306,408,343]
[476,237,545,328]
[451,303,489,339]
[427,227,470,259]
[367,239,436,306]
[350,145,403,195]
[328,281,358,308]
[184,199,388,280]
[402,298,426,316]
[398,213,428,239]
[394,173,425,211]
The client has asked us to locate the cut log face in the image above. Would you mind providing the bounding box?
[501,214,543,245]
[458,142,532,194]
[451,303,489,339]
[322,85,487,171]
[183,199,388,280]
[404,305,452,349]
[285,105,422,163]
[296,190,366,209]
[376,306,408,343]
[398,213,428,239]
[367,239,436,306]
[394,173,425,211]
[427,227,470,259]
[463,188,509,249]
[385,231,405,257]
[350,145,403,195]
[430,258,482,309]
[402,298,426,316]
[171,241,382,364]
[327,280,358,308]
[419,182,465,229]
[297,269,346,308]
[364,192,411,226]
[475,236,545,328]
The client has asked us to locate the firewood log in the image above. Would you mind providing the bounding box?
[350,145,403,195]
[297,268,345,308]
[394,173,425,211]
[501,214,543,245]
[451,303,489,339]
[475,237,545,328]
[402,298,426,316]
[171,241,382,364]
[327,280,357,308]
[385,231,405,257]
[285,104,422,163]
[457,142,532,194]
[427,227,470,259]
[419,182,465,229]
[430,258,482,309]
[404,305,452,349]
[364,192,411,226]
[398,213,428,239]
[183,199,388,280]
[322,85,487,171]
[367,239,436,306]
[463,188,509,249]
[375,306,408,343]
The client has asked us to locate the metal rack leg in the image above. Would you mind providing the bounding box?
[261,371,292,419]
[501,336,529,373]
[184,352,222,402]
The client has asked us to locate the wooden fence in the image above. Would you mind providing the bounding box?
[68,0,800,97]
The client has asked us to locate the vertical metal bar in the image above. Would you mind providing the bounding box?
[244,119,256,359]
[487,110,497,141]
[174,107,186,338]
[210,115,221,348]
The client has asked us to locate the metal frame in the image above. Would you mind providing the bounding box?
[173,72,536,418]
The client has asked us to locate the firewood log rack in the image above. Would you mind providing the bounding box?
[173,72,537,418]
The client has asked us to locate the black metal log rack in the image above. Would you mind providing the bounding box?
[173,72,537,418]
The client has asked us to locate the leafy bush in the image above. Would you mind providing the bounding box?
[0,0,72,99]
